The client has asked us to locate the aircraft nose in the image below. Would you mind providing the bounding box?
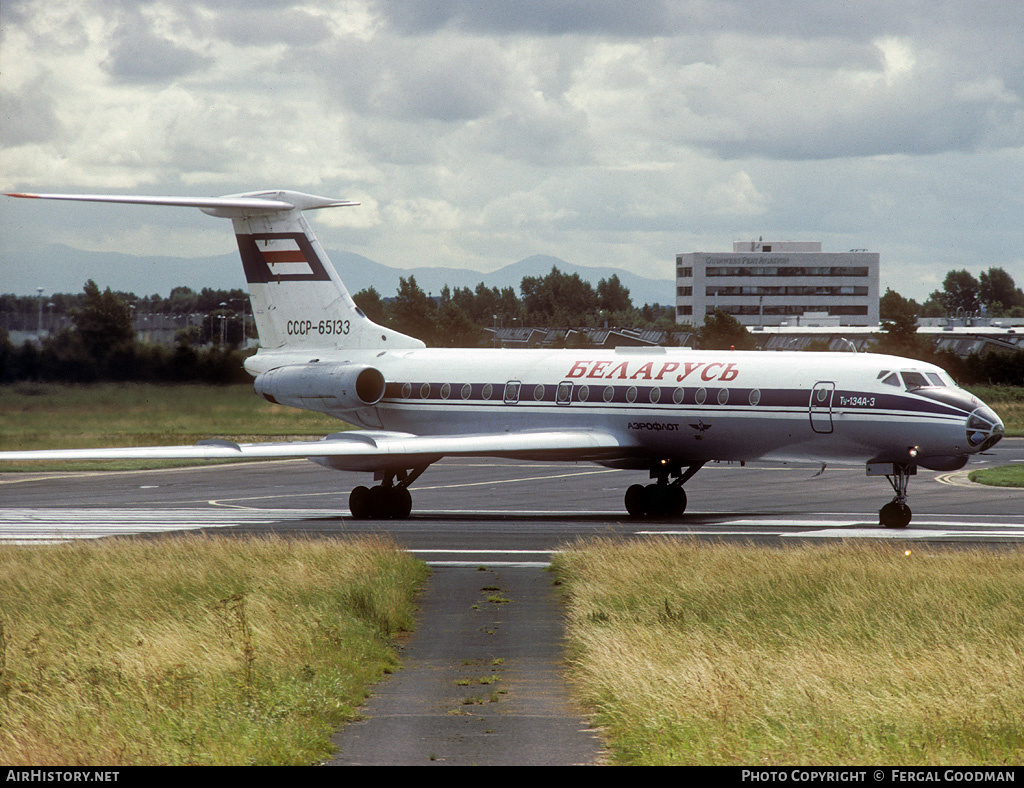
[966,405,1004,452]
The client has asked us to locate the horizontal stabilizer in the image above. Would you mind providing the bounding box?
[5,189,422,352]
[4,191,358,218]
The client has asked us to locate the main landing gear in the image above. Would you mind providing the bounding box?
[624,462,703,518]
[348,466,428,520]
[873,463,915,529]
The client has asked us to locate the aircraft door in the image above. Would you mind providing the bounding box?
[556,381,573,405]
[809,381,835,434]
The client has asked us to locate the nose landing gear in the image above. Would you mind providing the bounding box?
[869,462,915,528]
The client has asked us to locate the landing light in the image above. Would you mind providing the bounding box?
[908,447,919,458]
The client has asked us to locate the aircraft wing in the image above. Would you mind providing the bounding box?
[0,429,632,471]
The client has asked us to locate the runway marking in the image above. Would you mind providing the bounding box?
[426,561,551,568]
[644,516,1024,540]
[207,468,626,508]
[408,549,554,555]
[0,507,342,544]
[4,508,1024,545]
[408,549,555,568]
[935,471,978,486]
[787,529,1024,539]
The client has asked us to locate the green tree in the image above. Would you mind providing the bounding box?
[352,286,389,326]
[436,286,486,347]
[70,280,136,359]
[874,288,931,358]
[390,276,438,344]
[880,288,921,322]
[696,309,756,350]
[938,270,981,315]
[979,267,1024,315]
[165,286,199,315]
[597,274,632,313]
[520,267,599,326]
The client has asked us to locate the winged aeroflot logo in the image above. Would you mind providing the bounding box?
[688,420,713,440]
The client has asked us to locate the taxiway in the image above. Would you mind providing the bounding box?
[2,438,1022,555]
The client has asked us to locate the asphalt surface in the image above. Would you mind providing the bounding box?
[1,438,1022,765]
[324,565,604,766]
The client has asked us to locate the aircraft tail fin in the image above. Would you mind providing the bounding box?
[5,190,425,356]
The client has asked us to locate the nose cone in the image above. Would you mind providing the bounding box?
[966,405,1004,452]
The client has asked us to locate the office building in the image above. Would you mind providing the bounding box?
[676,240,880,327]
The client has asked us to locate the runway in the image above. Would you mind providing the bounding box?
[2,438,1022,555]
[3,441,1022,765]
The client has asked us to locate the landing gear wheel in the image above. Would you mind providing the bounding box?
[347,465,427,520]
[623,483,687,518]
[349,485,372,519]
[644,483,668,516]
[879,501,912,528]
[349,484,414,520]
[390,486,412,519]
[669,486,687,517]
[625,484,646,517]
[368,485,389,517]
[877,463,915,529]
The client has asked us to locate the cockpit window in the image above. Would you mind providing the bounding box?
[881,372,900,387]
[877,370,890,379]
[925,373,946,387]
[901,371,930,390]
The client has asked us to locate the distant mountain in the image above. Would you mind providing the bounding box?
[7,246,674,308]
[333,252,674,308]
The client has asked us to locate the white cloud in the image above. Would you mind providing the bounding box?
[1,0,1023,304]
[706,171,768,216]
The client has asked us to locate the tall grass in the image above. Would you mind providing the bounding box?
[553,539,1024,765]
[0,382,346,470]
[0,382,341,449]
[966,385,1023,436]
[0,536,429,765]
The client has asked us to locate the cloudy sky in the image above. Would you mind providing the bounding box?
[2,0,1022,302]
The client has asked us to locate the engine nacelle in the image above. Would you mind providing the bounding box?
[254,363,386,414]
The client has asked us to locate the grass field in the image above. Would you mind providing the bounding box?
[963,386,1024,488]
[0,382,346,470]
[553,539,1024,766]
[966,385,1024,437]
[0,536,429,766]
[969,465,1024,487]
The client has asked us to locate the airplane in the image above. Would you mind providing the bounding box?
[0,190,1006,528]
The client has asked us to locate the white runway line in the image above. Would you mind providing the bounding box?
[4,508,1024,545]
[0,507,343,544]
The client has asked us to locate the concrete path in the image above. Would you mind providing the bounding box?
[325,565,605,766]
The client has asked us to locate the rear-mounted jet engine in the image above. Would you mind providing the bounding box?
[254,363,385,415]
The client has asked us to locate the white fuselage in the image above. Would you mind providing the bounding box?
[247,346,999,471]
